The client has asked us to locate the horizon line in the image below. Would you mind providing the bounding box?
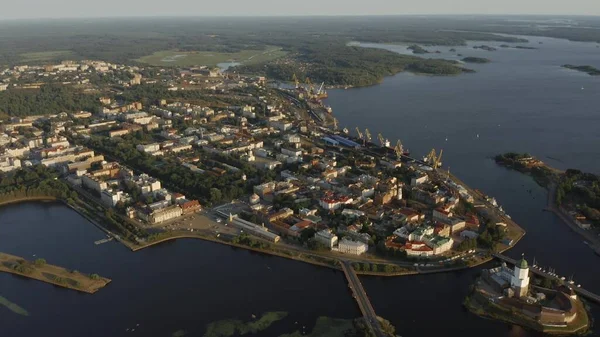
[1,13,599,22]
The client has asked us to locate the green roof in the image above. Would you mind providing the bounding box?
[517,257,528,269]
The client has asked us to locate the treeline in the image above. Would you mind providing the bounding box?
[0,165,77,203]
[351,262,408,273]
[557,169,600,225]
[238,44,470,87]
[0,85,100,117]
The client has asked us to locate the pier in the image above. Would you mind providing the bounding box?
[340,261,386,337]
[492,253,600,304]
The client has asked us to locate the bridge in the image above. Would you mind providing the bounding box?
[492,253,600,304]
[340,261,387,337]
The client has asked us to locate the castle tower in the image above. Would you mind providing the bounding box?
[511,256,530,298]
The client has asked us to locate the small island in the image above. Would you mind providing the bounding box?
[0,252,110,294]
[473,45,498,51]
[407,44,430,54]
[465,257,590,334]
[462,57,491,64]
[562,64,600,76]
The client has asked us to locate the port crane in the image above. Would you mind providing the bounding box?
[333,118,338,130]
[317,82,325,95]
[378,133,390,148]
[365,129,372,144]
[305,77,314,94]
[436,149,443,168]
[355,127,364,145]
[292,73,300,89]
[394,140,404,159]
[425,149,443,168]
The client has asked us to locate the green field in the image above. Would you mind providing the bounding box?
[19,50,75,63]
[135,47,287,67]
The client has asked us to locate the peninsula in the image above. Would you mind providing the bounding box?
[495,153,600,254]
[562,64,600,76]
[465,257,590,334]
[0,252,110,294]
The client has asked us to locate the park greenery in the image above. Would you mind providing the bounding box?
[0,85,100,118]
[0,165,78,203]
[556,169,600,226]
[351,262,407,274]
[79,134,254,206]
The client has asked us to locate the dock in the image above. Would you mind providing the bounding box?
[94,237,113,245]
[492,253,600,304]
[340,261,386,337]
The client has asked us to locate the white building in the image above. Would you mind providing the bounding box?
[314,229,338,249]
[101,189,123,207]
[411,174,429,186]
[82,174,108,193]
[511,257,530,298]
[338,239,368,255]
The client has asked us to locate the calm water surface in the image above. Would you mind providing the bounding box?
[2,35,600,336]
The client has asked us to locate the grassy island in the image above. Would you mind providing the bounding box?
[462,57,491,63]
[407,44,430,54]
[0,252,110,294]
[562,64,600,76]
[473,45,497,51]
[494,153,558,187]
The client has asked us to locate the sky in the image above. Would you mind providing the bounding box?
[1,0,600,20]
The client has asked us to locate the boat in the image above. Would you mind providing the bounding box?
[403,149,410,156]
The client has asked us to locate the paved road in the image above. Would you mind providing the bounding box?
[341,261,387,337]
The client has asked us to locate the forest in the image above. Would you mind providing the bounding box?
[0,165,77,203]
[0,85,100,118]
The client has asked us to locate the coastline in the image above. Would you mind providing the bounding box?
[494,155,600,252]
[0,178,528,279]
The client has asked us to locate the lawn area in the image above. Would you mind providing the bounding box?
[20,50,75,63]
[135,47,287,67]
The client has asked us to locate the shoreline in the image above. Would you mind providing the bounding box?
[495,155,600,252]
[0,184,527,279]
